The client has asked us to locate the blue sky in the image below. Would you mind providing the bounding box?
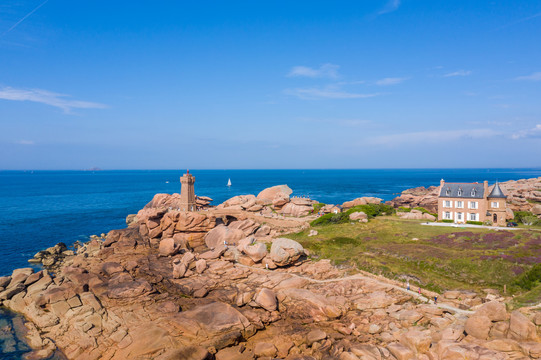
[1,0,540,169]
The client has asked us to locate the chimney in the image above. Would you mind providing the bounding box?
[484,180,488,198]
[440,179,445,187]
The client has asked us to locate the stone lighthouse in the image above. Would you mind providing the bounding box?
[179,170,196,212]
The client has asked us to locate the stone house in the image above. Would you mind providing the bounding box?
[437,179,508,226]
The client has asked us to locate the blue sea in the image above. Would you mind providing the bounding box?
[1,168,541,357]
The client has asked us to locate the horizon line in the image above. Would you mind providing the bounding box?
[1,167,541,172]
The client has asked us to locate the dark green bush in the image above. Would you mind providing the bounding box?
[466,221,483,225]
[441,219,453,223]
[514,263,541,290]
[515,211,534,224]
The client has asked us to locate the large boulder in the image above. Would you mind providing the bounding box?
[508,310,540,342]
[170,302,252,350]
[228,219,259,236]
[400,329,431,354]
[342,197,382,209]
[270,238,305,266]
[280,203,312,217]
[349,211,368,221]
[277,288,342,321]
[219,195,257,210]
[159,238,180,257]
[257,185,293,204]
[205,225,245,248]
[464,315,491,340]
[238,238,267,263]
[474,301,508,322]
[253,288,277,311]
[143,193,184,210]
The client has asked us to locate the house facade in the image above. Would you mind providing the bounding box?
[437,179,508,226]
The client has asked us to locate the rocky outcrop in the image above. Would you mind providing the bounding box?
[137,210,216,248]
[349,211,368,222]
[142,193,213,210]
[388,186,440,213]
[5,188,541,360]
[257,185,293,204]
[389,177,541,215]
[342,197,383,209]
[270,238,305,266]
[279,202,312,217]
[205,225,247,248]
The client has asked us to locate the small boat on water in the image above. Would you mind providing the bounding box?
[227,178,232,187]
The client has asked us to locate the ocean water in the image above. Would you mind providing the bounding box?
[1,168,541,358]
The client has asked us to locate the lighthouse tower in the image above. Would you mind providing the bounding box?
[179,170,196,211]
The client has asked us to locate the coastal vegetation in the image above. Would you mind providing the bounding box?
[310,203,395,226]
[289,216,541,306]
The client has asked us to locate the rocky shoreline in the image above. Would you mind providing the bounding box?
[1,184,541,359]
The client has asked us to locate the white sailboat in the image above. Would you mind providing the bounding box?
[227,178,232,187]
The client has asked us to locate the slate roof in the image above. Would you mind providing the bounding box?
[488,182,507,198]
[439,183,485,199]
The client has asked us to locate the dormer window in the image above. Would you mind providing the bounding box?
[445,187,451,196]
[471,188,476,197]
[457,188,463,196]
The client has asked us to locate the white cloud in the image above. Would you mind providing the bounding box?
[515,72,541,81]
[0,86,108,113]
[367,128,499,146]
[284,87,380,100]
[443,70,472,77]
[512,124,541,139]
[287,64,340,79]
[375,77,409,86]
[15,140,35,145]
[378,0,401,15]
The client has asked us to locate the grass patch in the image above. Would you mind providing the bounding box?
[289,216,540,301]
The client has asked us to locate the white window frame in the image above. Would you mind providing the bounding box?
[469,213,478,221]
[491,201,499,208]
[444,200,451,208]
[456,212,463,221]
[469,201,478,209]
[444,211,452,219]
[456,201,464,209]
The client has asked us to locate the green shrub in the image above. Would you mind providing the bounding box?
[515,211,534,224]
[514,263,541,290]
[398,207,412,212]
[312,203,326,214]
[310,203,395,226]
[466,221,483,225]
[310,212,349,226]
[522,215,541,226]
[413,207,438,218]
[441,219,453,223]
[345,203,396,218]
